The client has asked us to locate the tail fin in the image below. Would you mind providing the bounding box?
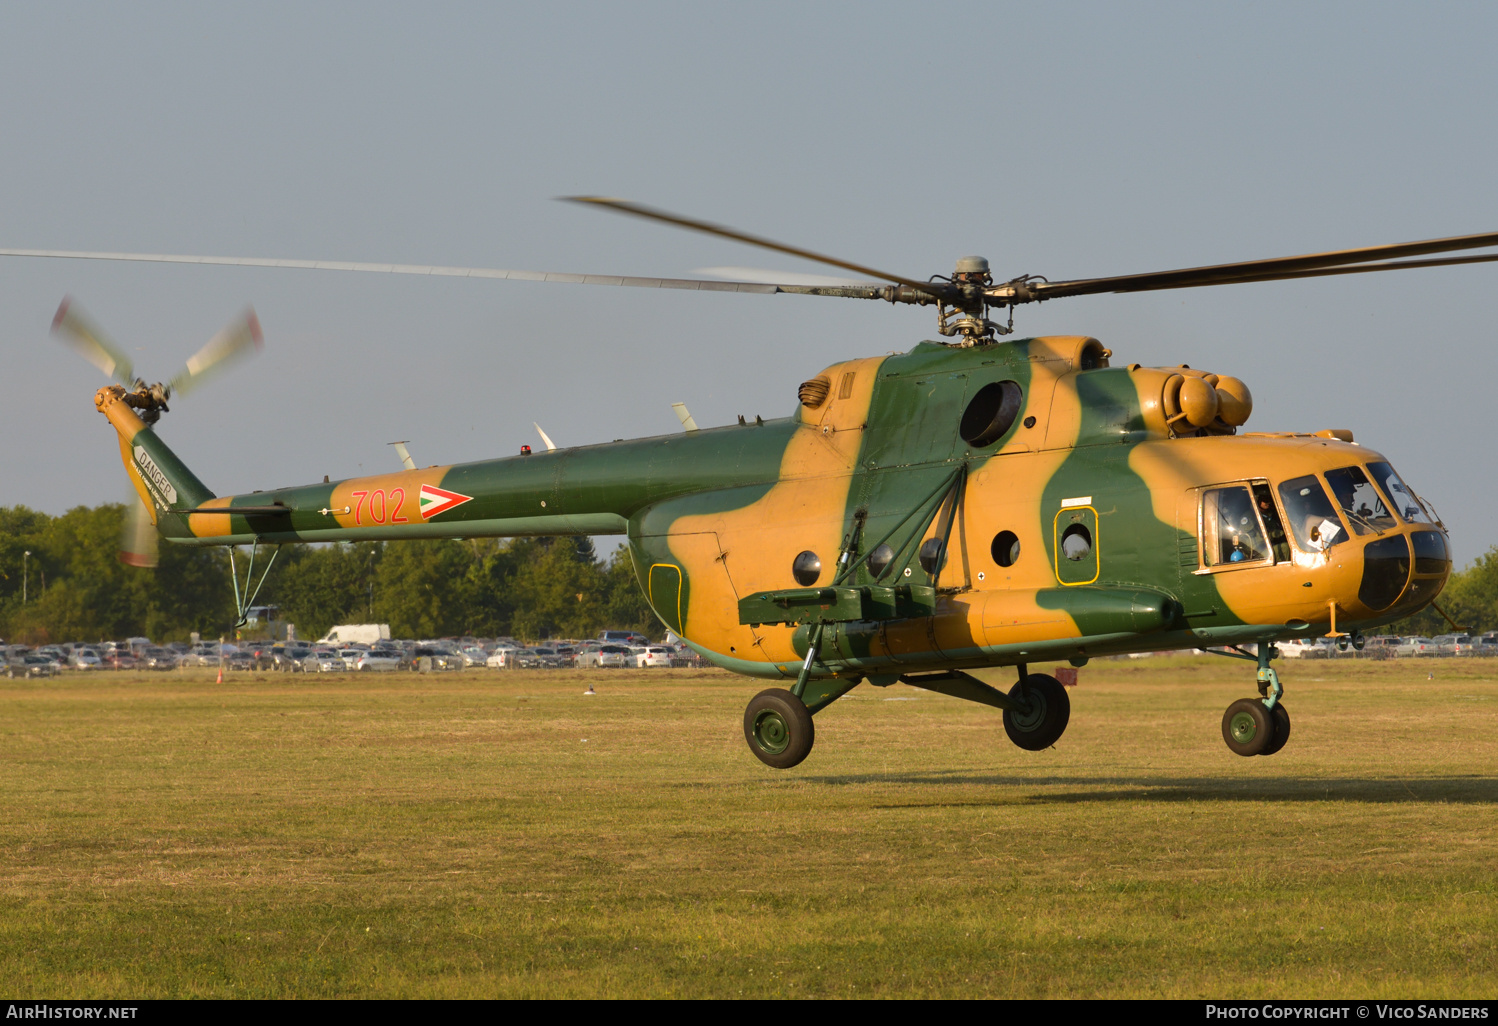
[94,387,214,529]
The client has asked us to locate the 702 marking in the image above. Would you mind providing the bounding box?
[349,487,410,525]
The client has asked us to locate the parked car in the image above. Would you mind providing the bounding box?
[1356,635,1398,660]
[1431,634,1476,657]
[225,650,256,671]
[273,647,313,672]
[411,647,464,671]
[1393,637,1438,657]
[511,647,557,669]
[69,648,103,670]
[485,645,523,669]
[598,630,650,646]
[1476,634,1498,656]
[141,646,180,670]
[310,649,344,673]
[8,653,63,678]
[634,645,675,668]
[105,650,139,670]
[1276,639,1327,659]
[355,650,402,672]
[188,643,238,666]
[577,644,631,669]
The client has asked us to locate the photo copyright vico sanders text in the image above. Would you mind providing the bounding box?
[1207,1008,1490,1020]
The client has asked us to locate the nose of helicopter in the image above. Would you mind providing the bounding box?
[1354,526,1452,618]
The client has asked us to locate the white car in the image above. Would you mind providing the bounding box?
[578,644,630,668]
[69,649,102,670]
[635,646,674,668]
[1276,639,1327,659]
[312,649,345,672]
[486,646,522,668]
[355,650,401,672]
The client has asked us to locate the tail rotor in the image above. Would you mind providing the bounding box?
[52,296,262,566]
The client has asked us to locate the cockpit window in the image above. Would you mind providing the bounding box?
[1201,485,1269,566]
[1366,462,1432,524]
[1277,475,1346,553]
[1324,466,1396,535]
[1251,482,1292,563]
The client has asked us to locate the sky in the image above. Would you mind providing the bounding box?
[2,1,1495,563]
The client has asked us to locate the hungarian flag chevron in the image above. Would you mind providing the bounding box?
[418,483,473,520]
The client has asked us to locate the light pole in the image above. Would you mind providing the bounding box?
[367,548,377,620]
[22,551,29,604]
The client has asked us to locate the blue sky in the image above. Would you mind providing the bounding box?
[2,1,1494,561]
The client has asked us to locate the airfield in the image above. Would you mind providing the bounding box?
[1,657,1494,998]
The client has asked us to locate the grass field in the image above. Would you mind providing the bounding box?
[1,656,1495,998]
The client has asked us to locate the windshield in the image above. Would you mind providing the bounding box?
[1366,462,1432,524]
[1277,475,1346,553]
[1201,485,1270,566]
[1324,466,1396,534]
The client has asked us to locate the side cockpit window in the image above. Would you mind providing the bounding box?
[1278,475,1347,553]
[1325,466,1396,535]
[1201,485,1270,566]
[1366,461,1432,525]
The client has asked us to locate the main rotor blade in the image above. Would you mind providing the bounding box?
[564,196,947,297]
[0,247,883,297]
[695,266,881,288]
[1024,228,1498,302]
[50,296,134,385]
[169,308,263,398]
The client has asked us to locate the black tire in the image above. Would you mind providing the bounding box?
[743,688,815,769]
[1003,674,1071,751]
[1260,703,1292,757]
[1222,698,1274,756]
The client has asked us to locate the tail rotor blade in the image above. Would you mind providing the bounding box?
[51,296,134,385]
[119,497,159,568]
[169,307,263,397]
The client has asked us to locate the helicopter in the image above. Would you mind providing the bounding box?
[13,199,1496,769]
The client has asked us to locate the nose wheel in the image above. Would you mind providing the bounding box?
[1219,644,1293,757]
[1221,698,1291,756]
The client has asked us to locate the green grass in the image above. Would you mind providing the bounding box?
[1,657,1495,997]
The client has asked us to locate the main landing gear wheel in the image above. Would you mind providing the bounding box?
[1260,703,1291,757]
[1003,673,1071,751]
[1221,698,1275,757]
[743,688,814,769]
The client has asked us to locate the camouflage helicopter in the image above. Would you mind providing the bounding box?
[15,201,1496,768]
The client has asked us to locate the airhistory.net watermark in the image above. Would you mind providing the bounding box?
[5,1007,137,1020]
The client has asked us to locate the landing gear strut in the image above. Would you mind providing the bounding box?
[1217,642,1291,757]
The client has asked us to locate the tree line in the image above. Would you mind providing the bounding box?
[1,503,1494,645]
[0,504,658,644]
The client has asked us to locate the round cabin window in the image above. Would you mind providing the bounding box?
[918,538,946,575]
[959,381,1024,448]
[1060,524,1093,561]
[866,543,895,579]
[992,530,1021,567]
[792,550,822,586]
